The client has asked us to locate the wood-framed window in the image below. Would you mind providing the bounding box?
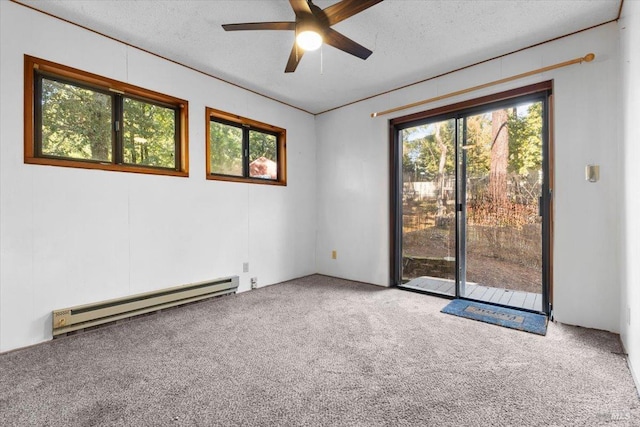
[24,55,189,176]
[206,108,286,186]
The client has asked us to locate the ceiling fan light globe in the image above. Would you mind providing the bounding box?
[296,30,323,51]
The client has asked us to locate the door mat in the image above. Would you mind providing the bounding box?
[441,299,547,335]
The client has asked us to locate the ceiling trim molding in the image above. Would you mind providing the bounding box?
[617,0,625,20]
[10,0,315,116]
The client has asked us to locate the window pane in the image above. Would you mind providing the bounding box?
[400,119,456,295]
[209,121,243,176]
[249,130,277,179]
[41,78,112,162]
[123,98,176,168]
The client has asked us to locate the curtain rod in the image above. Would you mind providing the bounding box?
[371,53,595,118]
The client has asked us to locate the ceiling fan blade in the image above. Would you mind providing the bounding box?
[323,28,372,60]
[323,0,384,26]
[285,43,304,73]
[222,22,296,31]
[289,0,313,18]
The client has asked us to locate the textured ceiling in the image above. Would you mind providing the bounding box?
[15,0,620,114]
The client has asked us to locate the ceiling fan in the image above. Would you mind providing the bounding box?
[222,0,384,73]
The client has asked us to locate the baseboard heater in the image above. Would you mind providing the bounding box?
[52,276,239,336]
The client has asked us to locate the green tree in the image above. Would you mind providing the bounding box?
[41,78,112,161]
[41,78,177,168]
[248,130,277,163]
[464,114,492,176]
[508,102,543,175]
[402,121,455,182]
[209,121,242,175]
[123,98,176,168]
[507,102,543,204]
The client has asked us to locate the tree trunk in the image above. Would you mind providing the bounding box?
[88,94,110,161]
[435,122,447,218]
[489,109,509,206]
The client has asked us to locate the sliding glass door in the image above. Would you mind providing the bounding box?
[460,102,545,312]
[399,118,457,296]
[393,85,551,314]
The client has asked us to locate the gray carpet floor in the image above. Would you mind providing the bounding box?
[1,274,639,426]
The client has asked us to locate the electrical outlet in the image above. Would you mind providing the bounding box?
[250,277,257,289]
[243,262,249,273]
[331,250,337,259]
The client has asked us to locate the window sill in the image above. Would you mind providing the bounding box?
[206,174,286,186]
[25,157,189,177]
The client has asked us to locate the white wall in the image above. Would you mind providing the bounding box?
[0,1,317,352]
[620,0,640,390]
[316,23,622,333]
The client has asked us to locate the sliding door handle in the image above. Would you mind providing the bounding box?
[538,196,543,217]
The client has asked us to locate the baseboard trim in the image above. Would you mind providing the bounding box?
[620,339,640,398]
[628,357,640,398]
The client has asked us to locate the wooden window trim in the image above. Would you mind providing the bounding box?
[24,55,189,177]
[206,107,287,186]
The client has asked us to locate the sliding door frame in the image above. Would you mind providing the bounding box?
[390,81,554,315]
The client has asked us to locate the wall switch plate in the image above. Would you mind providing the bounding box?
[243,262,249,273]
[331,250,337,259]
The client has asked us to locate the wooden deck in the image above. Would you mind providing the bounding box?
[400,276,543,312]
